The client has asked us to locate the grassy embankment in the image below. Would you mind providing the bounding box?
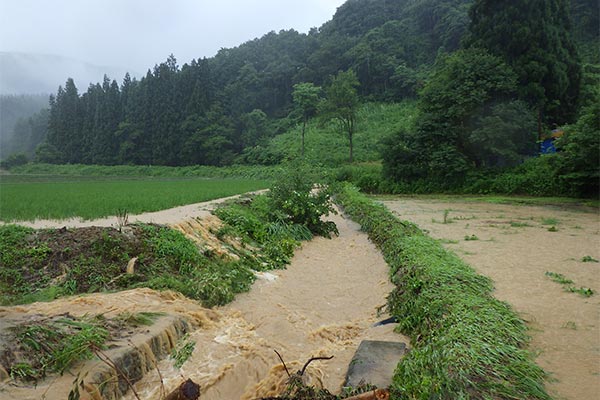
[335,184,551,399]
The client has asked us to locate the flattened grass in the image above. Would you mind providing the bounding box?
[335,184,551,399]
[0,177,269,222]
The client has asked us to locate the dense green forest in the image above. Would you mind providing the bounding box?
[2,0,598,196]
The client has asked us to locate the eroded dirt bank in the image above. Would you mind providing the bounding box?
[380,197,600,400]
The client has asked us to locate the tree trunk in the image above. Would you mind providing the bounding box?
[348,117,354,163]
[537,107,543,153]
[301,120,306,158]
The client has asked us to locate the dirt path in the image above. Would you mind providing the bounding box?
[380,197,600,400]
[0,209,407,399]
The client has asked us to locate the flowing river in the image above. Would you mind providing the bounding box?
[124,210,407,399]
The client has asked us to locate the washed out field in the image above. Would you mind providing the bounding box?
[379,195,600,400]
[0,174,269,222]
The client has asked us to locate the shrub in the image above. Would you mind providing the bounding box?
[268,163,338,237]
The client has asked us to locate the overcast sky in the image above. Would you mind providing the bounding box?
[0,0,346,74]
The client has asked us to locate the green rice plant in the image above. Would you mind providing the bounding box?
[547,226,558,232]
[464,234,479,241]
[582,255,599,263]
[566,287,595,297]
[115,208,129,232]
[541,217,559,225]
[545,272,594,297]
[114,312,164,327]
[510,221,531,227]
[442,209,452,224]
[562,321,577,330]
[10,317,109,381]
[438,238,459,244]
[335,184,551,400]
[7,163,282,180]
[0,177,270,222]
[9,363,37,381]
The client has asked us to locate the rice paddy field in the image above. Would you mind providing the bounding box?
[0,174,270,222]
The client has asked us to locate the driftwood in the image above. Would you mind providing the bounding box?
[164,379,201,400]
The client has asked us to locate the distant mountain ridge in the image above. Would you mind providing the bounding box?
[0,52,137,95]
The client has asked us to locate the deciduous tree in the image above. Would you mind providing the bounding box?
[291,82,321,157]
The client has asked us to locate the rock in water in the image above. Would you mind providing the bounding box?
[344,340,407,389]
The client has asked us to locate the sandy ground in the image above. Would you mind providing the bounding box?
[380,197,600,400]
[7,190,267,230]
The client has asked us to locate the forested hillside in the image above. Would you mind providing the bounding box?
[27,0,477,166]
[3,0,598,195]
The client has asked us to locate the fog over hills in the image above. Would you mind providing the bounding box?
[0,52,138,95]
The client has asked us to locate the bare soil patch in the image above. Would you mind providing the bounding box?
[380,196,600,400]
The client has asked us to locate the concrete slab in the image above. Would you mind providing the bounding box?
[344,340,407,389]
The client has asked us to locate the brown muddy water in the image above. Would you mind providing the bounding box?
[124,211,406,400]
[0,210,407,399]
[381,197,600,400]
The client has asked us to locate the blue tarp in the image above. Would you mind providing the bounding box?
[541,138,557,154]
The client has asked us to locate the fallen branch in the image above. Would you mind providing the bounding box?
[300,355,334,377]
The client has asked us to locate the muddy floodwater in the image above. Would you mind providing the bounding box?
[380,197,600,400]
[0,209,407,399]
[124,210,407,400]
[4,194,595,400]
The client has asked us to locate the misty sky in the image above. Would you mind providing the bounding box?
[0,0,346,74]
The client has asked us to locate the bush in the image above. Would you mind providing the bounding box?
[268,163,338,238]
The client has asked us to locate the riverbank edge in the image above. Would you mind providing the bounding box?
[334,184,552,399]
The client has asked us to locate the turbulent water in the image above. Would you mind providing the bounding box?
[125,211,407,400]
[0,210,407,400]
